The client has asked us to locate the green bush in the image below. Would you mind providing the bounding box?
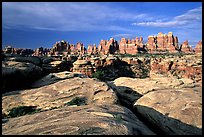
[64,97,86,106]
[140,68,150,79]
[92,70,105,80]
[113,114,123,123]
[7,106,41,118]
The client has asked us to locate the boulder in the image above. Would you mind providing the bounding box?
[134,87,202,135]
[108,76,198,108]
[2,61,43,93]
[72,60,93,77]
[2,77,118,114]
[31,71,88,88]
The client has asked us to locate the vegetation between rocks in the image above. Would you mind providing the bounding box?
[7,106,41,118]
[64,97,87,106]
[113,114,123,123]
[92,70,105,81]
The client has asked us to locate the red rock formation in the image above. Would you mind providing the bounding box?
[49,40,87,56]
[98,38,118,55]
[72,59,93,77]
[33,47,50,56]
[150,56,202,81]
[75,42,86,55]
[119,38,127,54]
[93,44,98,54]
[87,45,93,55]
[146,35,157,53]
[50,40,70,56]
[70,44,75,55]
[87,44,98,55]
[180,40,193,53]
[194,41,202,54]
[4,32,195,56]
[118,36,143,54]
[146,32,179,53]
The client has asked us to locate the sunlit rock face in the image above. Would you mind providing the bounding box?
[180,40,193,53]
[146,32,179,53]
[118,36,144,54]
[194,41,202,54]
[98,38,119,55]
[2,77,155,135]
[150,55,202,82]
[87,44,98,55]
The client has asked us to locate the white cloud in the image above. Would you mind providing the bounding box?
[2,2,148,32]
[174,6,202,21]
[112,33,134,38]
[132,21,188,27]
[132,6,202,28]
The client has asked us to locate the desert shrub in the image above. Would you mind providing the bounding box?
[140,68,150,79]
[7,106,41,118]
[92,70,105,81]
[113,114,123,123]
[48,106,59,110]
[64,97,86,106]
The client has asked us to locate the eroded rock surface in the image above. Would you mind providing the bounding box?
[2,77,117,114]
[107,75,202,135]
[2,104,155,135]
[31,71,88,88]
[134,87,202,135]
[2,77,155,135]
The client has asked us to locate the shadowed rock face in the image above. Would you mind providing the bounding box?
[32,47,50,56]
[42,60,73,73]
[2,46,34,56]
[2,61,43,93]
[4,56,42,66]
[2,77,155,135]
[98,38,119,55]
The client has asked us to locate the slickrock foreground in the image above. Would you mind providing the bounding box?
[2,77,155,135]
[108,74,202,135]
[2,77,118,114]
[134,87,202,135]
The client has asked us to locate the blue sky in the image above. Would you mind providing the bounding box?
[2,2,202,49]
